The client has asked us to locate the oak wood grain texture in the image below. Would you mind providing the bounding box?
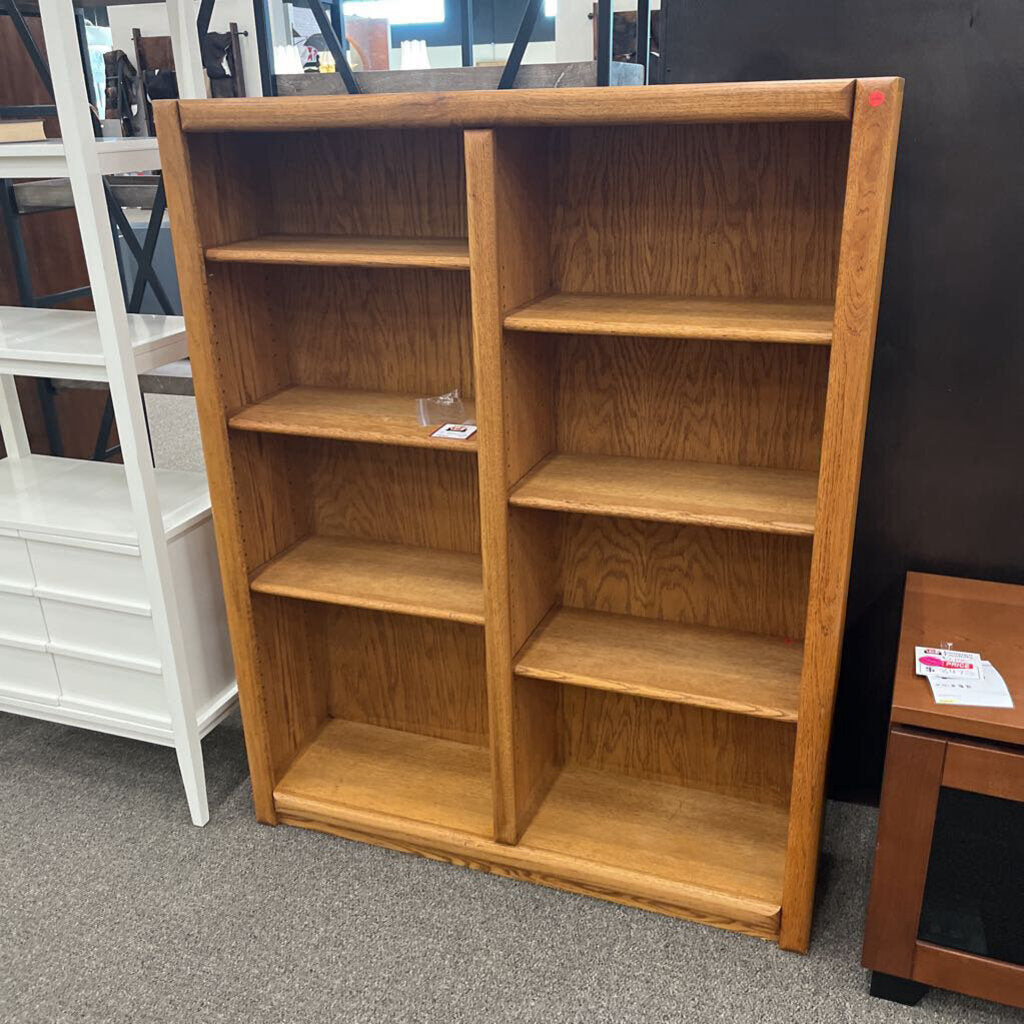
[275,805,782,940]
[780,77,903,953]
[274,719,493,837]
[911,942,1024,1010]
[561,687,794,808]
[175,80,856,132]
[515,607,802,722]
[304,439,480,554]
[156,103,294,821]
[552,334,828,471]
[861,727,946,976]
[557,514,811,639]
[510,453,818,536]
[250,535,484,625]
[260,128,467,239]
[505,294,835,344]
[466,129,556,841]
[521,766,788,908]
[892,572,1024,746]
[942,740,1024,803]
[206,234,470,269]
[323,607,488,746]
[278,265,475,401]
[549,122,849,300]
[228,387,479,451]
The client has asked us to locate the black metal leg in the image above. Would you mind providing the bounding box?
[0,180,36,305]
[35,379,64,457]
[635,0,651,83]
[127,179,168,313]
[869,971,930,1006]
[92,394,117,461]
[75,10,97,107]
[595,0,612,87]
[459,0,474,68]
[498,0,542,90]
[303,0,359,94]
[6,0,54,98]
[140,386,155,465]
[252,0,277,96]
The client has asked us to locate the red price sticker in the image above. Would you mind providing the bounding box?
[868,89,885,107]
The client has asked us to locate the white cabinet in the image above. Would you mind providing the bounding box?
[0,459,236,755]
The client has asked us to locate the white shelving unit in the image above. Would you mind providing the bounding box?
[0,0,235,825]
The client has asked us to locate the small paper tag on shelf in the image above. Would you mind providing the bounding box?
[915,646,983,680]
[928,661,1014,708]
[431,423,477,440]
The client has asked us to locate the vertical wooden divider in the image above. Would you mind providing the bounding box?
[780,78,904,952]
[465,128,557,842]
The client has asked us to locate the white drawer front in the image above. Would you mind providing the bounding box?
[0,641,60,704]
[27,539,149,606]
[0,589,48,644]
[53,653,167,721]
[42,599,159,666]
[0,532,35,589]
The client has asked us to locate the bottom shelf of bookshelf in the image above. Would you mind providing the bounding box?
[520,767,787,925]
[273,719,786,938]
[274,718,493,838]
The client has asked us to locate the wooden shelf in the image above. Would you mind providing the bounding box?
[504,293,835,345]
[205,234,470,270]
[274,719,492,837]
[228,387,478,451]
[509,454,817,536]
[250,535,485,624]
[520,766,787,924]
[515,607,802,722]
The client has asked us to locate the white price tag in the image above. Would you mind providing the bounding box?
[915,646,982,680]
[430,422,477,440]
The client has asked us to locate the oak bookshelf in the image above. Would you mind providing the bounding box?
[157,79,901,951]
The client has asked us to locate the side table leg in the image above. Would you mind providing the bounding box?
[870,971,929,1005]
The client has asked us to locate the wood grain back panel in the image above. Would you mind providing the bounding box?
[251,595,329,776]
[550,122,850,300]
[258,128,467,239]
[557,514,811,639]
[553,334,829,471]
[305,438,481,554]
[323,606,488,746]
[559,686,795,808]
[277,265,474,399]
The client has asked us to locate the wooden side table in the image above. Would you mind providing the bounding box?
[862,572,1024,1008]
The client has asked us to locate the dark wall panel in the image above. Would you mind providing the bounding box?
[663,0,1024,797]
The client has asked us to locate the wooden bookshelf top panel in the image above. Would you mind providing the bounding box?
[509,454,818,536]
[251,535,485,624]
[515,607,803,721]
[206,235,470,270]
[229,387,478,451]
[173,80,864,133]
[505,293,835,344]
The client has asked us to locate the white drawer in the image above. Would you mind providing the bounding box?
[53,650,167,721]
[0,639,60,705]
[0,588,48,644]
[40,595,159,666]
[0,531,35,589]
[26,536,149,607]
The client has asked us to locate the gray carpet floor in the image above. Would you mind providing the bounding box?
[2,709,1023,1024]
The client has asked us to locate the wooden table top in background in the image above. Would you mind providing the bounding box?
[893,572,1024,745]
